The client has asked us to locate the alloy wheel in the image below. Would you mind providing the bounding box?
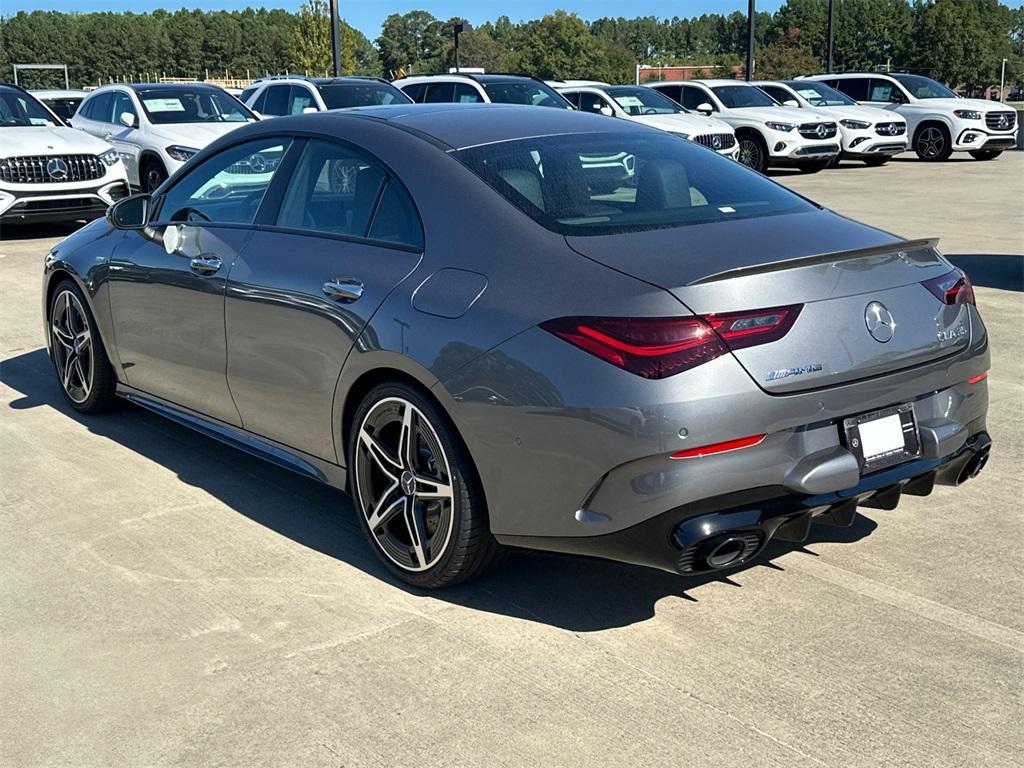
[917,126,945,159]
[353,397,456,572]
[50,290,94,404]
[737,138,761,170]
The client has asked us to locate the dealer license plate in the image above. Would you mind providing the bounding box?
[843,403,921,473]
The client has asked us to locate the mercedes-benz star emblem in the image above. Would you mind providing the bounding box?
[865,301,895,343]
[711,135,722,149]
[400,470,417,497]
[816,123,828,138]
[46,157,69,181]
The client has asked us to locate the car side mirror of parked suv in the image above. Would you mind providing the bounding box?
[108,193,151,230]
[302,106,318,114]
[599,105,614,117]
[119,111,136,128]
[783,99,800,108]
[696,102,714,115]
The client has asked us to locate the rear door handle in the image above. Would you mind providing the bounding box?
[323,278,363,302]
[189,256,222,274]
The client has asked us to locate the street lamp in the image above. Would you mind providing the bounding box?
[745,1,755,81]
[329,0,342,77]
[453,22,472,72]
[1000,58,1007,102]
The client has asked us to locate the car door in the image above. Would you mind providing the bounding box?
[107,90,142,183]
[224,137,423,460]
[107,136,293,425]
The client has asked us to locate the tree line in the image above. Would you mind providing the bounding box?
[1,0,1020,90]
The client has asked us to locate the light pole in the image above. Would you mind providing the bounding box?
[826,0,835,74]
[1000,58,1007,101]
[745,0,755,81]
[453,22,472,72]
[329,0,342,77]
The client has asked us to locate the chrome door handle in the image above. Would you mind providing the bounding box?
[322,278,364,302]
[189,256,222,274]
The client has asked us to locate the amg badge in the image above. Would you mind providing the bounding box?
[765,363,823,382]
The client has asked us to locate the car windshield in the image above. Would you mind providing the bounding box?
[482,81,572,109]
[456,132,813,236]
[138,88,255,124]
[786,81,856,107]
[319,83,412,109]
[606,86,684,115]
[711,85,778,109]
[891,74,957,99]
[0,88,60,127]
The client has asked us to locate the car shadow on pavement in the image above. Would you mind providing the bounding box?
[3,347,877,632]
[0,222,84,241]
[945,254,1023,292]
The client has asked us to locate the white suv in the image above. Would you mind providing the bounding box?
[649,79,840,173]
[239,75,411,117]
[72,83,258,191]
[392,74,573,109]
[553,82,739,158]
[804,72,1018,161]
[757,80,907,166]
[0,84,129,225]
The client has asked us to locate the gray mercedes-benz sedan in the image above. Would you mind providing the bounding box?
[42,104,991,587]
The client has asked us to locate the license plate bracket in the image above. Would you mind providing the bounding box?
[843,403,921,474]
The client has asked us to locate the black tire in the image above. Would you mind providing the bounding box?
[348,381,504,588]
[913,123,953,161]
[797,159,831,174]
[736,132,768,173]
[142,157,168,192]
[48,279,118,414]
[863,157,890,167]
[969,150,1002,161]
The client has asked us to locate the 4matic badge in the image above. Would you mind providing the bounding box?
[765,363,823,382]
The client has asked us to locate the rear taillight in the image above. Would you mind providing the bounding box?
[922,268,975,306]
[540,304,802,379]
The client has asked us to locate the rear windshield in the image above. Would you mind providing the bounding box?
[455,132,814,236]
[319,83,411,109]
[481,80,572,109]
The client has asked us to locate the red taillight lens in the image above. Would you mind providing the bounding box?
[540,304,802,379]
[922,268,975,306]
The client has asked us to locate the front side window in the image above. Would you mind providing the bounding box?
[424,83,455,103]
[0,88,60,127]
[868,79,906,103]
[456,132,813,236]
[287,85,317,114]
[787,81,856,107]
[482,80,571,109]
[274,139,422,248]
[156,138,290,225]
[679,85,713,111]
[138,88,255,124]
[711,85,777,109]
[758,85,791,104]
[452,83,483,104]
[607,86,683,116]
[111,91,138,126]
[319,83,412,108]
[891,74,955,100]
[239,87,257,104]
[576,91,613,115]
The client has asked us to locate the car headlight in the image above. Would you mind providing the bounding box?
[953,109,982,120]
[99,148,121,166]
[166,145,200,162]
[765,121,796,132]
[839,119,871,130]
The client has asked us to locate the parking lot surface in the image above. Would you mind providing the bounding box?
[2,153,1022,767]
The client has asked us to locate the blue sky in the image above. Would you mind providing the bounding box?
[5,2,786,38]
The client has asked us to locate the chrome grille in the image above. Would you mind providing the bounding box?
[875,122,907,136]
[692,133,736,150]
[798,122,837,139]
[985,111,1016,131]
[0,154,105,184]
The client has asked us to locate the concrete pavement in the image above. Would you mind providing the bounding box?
[1,153,1022,767]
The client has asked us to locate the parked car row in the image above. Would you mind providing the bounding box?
[1,69,1017,227]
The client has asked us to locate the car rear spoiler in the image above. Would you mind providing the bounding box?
[687,237,940,285]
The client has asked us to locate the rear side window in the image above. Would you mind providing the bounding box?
[274,138,423,248]
[456,131,813,236]
[85,93,112,123]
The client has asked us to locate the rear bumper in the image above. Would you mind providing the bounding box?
[496,428,991,574]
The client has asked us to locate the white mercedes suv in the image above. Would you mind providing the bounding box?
[553,82,739,158]
[239,75,411,117]
[757,80,907,166]
[648,79,839,173]
[71,83,258,191]
[0,84,129,225]
[804,72,1018,161]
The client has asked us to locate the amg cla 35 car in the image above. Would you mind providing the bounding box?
[43,105,991,588]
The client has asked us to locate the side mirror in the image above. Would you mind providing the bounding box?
[783,99,800,108]
[302,106,318,114]
[107,193,150,230]
[696,102,714,115]
[119,111,136,128]
[599,105,614,117]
